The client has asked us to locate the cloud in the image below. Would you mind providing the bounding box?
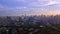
[46,0,60,6]
[0,0,60,8]
[0,0,60,16]
[0,4,34,16]
[28,0,60,7]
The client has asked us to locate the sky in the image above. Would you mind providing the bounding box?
[0,0,60,16]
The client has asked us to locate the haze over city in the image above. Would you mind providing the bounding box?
[0,0,60,34]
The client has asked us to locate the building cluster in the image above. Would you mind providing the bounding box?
[0,15,60,34]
